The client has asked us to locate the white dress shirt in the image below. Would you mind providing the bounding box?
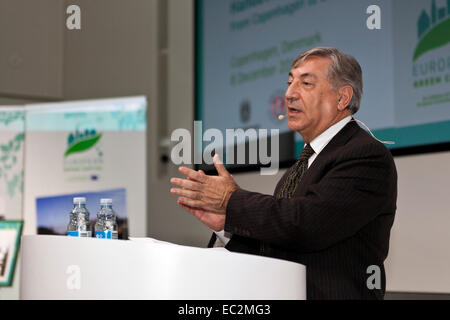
[214,115,353,246]
[307,115,352,168]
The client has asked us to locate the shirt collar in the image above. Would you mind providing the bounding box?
[308,115,352,156]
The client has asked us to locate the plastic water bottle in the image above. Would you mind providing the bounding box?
[94,198,118,239]
[67,197,92,237]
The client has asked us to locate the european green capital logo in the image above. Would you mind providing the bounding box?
[65,128,102,157]
[414,0,450,61]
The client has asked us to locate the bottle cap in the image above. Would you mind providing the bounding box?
[73,197,86,204]
[100,198,112,205]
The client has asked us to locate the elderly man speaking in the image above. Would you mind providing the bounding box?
[170,47,397,300]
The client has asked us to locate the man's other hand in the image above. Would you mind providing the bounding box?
[170,155,239,230]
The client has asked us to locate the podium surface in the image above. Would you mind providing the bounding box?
[20,235,306,299]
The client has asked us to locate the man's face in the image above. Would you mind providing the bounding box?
[285,56,342,142]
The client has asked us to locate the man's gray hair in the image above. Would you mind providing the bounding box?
[292,47,363,115]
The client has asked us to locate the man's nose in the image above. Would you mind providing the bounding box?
[285,88,299,104]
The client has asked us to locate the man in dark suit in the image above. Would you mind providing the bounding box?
[170,47,397,300]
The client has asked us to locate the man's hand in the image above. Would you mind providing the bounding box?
[170,155,239,230]
[177,202,226,232]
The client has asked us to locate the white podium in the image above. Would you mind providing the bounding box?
[20,235,306,300]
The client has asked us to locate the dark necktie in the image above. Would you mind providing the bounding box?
[276,144,315,199]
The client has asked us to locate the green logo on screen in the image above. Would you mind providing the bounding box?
[414,0,450,61]
[65,128,102,157]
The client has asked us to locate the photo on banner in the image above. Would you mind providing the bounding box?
[36,188,128,239]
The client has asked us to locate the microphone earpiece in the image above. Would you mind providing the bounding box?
[278,114,285,120]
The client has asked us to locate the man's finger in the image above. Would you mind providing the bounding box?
[178,201,224,231]
[178,166,208,183]
[178,201,200,217]
[213,154,231,177]
[177,196,204,209]
[178,197,223,214]
[178,202,209,218]
[170,187,200,200]
[187,170,205,184]
[170,177,202,191]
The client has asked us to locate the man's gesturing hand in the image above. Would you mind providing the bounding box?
[170,155,239,230]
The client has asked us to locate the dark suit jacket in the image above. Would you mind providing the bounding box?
[222,120,397,300]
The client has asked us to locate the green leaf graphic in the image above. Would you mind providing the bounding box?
[413,18,450,62]
[1,144,9,152]
[64,133,102,157]
[7,174,19,197]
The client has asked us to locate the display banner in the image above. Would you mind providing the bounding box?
[0,107,25,221]
[198,0,395,157]
[390,0,450,147]
[197,0,450,155]
[0,107,25,299]
[23,96,147,237]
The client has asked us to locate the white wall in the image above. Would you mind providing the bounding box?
[386,151,450,293]
[145,0,212,246]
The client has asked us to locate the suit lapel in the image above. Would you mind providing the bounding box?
[292,120,361,196]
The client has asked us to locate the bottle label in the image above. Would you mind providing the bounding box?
[95,230,118,239]
[67,231,91,237]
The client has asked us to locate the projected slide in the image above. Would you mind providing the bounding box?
[197,0,450,154]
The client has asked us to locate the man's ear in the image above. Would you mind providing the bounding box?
[337,85,353,111]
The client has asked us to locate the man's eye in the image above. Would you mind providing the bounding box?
[304,82,312,86]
